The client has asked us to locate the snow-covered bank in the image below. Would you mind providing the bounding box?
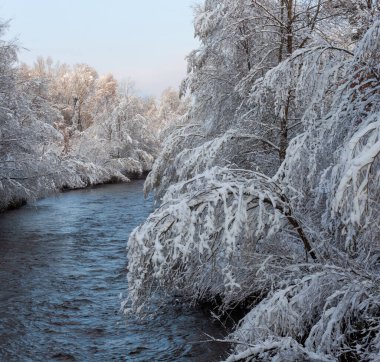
[0,21,188,212]
[1,157,128,212]
[1,162,154,212]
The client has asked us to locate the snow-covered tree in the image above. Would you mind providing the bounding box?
[127,1,380,360]
[0,20,62,209]
[71,91,160,178]
[0,22,168,210]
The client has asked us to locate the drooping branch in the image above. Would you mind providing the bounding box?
[269,197,317,260]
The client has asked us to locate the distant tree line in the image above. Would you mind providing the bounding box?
[0,23,188,210]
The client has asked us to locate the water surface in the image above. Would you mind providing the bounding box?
[0,181,226,361]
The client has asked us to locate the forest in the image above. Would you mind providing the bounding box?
[0,23,187,211]
[125,1,380,361]
[1,0,380,361]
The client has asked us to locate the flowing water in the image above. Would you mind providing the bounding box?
[0,181,226,361]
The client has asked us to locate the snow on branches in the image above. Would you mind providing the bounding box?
[0,16,189,210]
[127,2,380,361]
[128,167,317,312]
[331,115,380,251]
[279,20,380,258]
[227,265,380,361]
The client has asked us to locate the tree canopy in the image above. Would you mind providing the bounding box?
[0,25,188,210]
[127,1,380,360]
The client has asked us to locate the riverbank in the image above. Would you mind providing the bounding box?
[1,168,151,213]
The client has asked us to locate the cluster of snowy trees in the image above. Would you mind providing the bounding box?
[127,1,380,360]
[0,21,188,210]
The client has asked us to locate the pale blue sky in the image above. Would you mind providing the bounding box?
[0,0,199,96]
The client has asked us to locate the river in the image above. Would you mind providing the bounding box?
[0,181,226,361]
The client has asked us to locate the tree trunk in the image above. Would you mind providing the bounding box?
[278,0,285,62]
[239,23,252,71]
[279,90,291,161]
[286,0,293,56]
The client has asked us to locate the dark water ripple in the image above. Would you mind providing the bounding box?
[0,181,226,361]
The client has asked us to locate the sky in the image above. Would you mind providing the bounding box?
[0,0,199,96]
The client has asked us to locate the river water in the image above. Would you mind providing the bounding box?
[0,181,226,361]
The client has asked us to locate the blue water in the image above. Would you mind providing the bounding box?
[0,181,226,361]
